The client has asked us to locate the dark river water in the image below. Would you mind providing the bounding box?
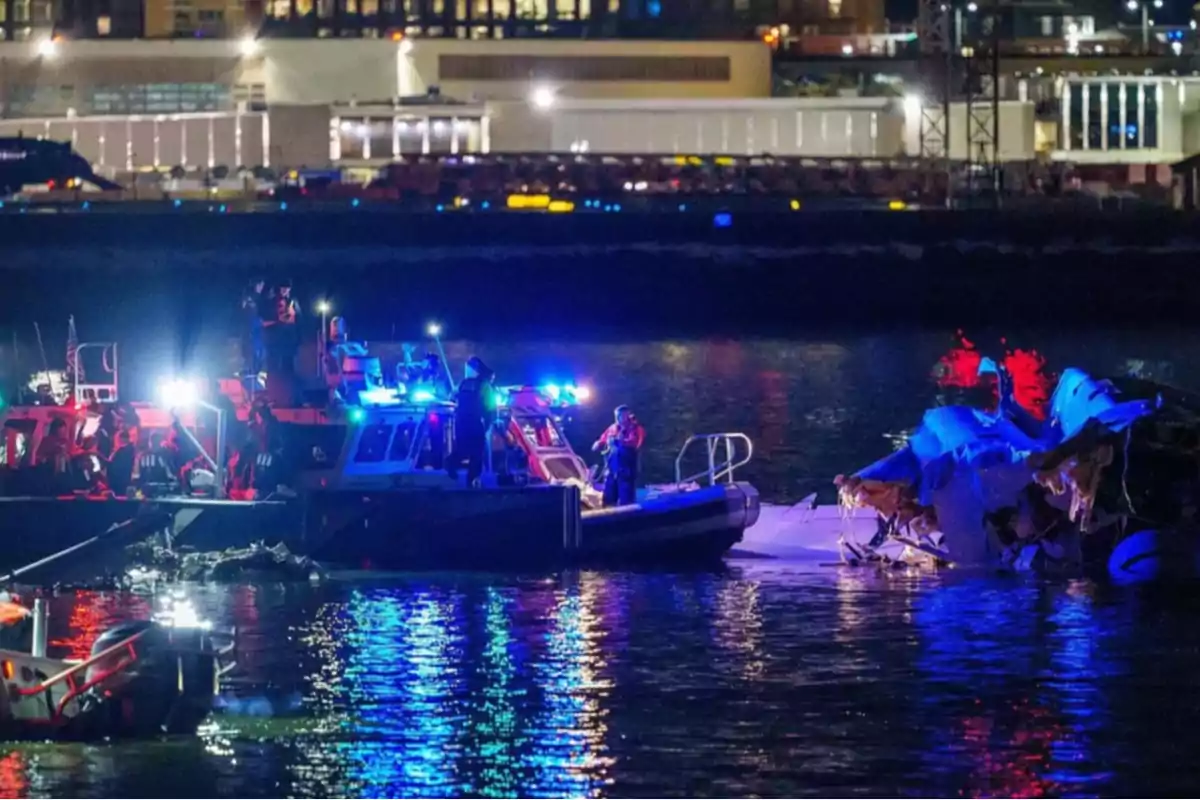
[11,569,1200,798]
[6,330,1200,797]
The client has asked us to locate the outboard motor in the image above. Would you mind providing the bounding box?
[81,619,221,737]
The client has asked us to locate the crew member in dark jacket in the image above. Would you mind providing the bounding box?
[447,356,496,486]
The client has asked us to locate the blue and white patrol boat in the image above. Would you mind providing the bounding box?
[0,340,761,573]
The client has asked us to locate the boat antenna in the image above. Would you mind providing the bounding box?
[32,322,49,376]
[425,322,457,392]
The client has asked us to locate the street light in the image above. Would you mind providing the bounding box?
[158,377,227,499]
[238,35,259,57]
[1126,0,1162,53]
[35,37,58,59]
[530,84,556,111]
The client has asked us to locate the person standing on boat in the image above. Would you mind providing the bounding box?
[241,278,267,378]
[592,405,645,507]
[263,280,300,406]
[34,417,72,493]
[448,356,496,486]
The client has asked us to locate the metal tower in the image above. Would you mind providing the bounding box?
[963,1,1002,205]
[916,0,953,207]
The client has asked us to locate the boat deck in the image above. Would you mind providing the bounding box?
[0,496,288,509]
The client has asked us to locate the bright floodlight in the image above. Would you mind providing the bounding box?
[1126,0,1138,10]
[398,37,414,55]
[903,93,922,117]
[426,321,442,337]
[35,37,58,59]
[159,378,198,408]
[572,385,592,402]
[530,85,556,111]
[966,1,977,10]
[316,299,331,315]
[239,35,260,56]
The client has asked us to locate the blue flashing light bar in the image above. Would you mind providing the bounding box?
[348,407,366,423]
[359,387,402,407]
[410,389,436,403]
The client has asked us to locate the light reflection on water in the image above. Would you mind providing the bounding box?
[1,567,1199,797]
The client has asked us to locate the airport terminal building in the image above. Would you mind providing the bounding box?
[0,36,1192,178]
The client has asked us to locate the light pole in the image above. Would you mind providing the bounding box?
[1127,0,1163,54]
[425,321,457,391]
[159,378,227,499]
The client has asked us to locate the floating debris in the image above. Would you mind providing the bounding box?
[125,540,324,584]
[837,361,1200,582]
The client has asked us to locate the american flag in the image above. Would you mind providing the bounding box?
[66,315,83,384]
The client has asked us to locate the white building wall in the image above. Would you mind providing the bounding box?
[0,112,268,174]
[544,99,903,157]
[901,101,1037,161]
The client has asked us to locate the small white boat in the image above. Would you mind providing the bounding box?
[0,596,234,740]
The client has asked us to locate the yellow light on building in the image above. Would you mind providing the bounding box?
[547,200,575,213]
[888,199,908,211]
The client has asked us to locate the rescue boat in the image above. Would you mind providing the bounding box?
[0,340,760,573]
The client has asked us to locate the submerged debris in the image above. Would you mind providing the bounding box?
[126,540,324,584]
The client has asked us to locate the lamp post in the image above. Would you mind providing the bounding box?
[426,321,457,391]
[1127,0,1163,54]
[159,379,227,499]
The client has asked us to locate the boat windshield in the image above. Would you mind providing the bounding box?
[520,418,565,448]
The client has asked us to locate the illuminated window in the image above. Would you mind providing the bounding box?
[97,14,111,33]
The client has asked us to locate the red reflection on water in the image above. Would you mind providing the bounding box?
[958,699,1064,799]
[0,752,28,798]
[51,592,152,661]
[934,332,1053,420]
[703,341,744,377]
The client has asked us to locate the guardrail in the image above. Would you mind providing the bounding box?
[674,433,754,487]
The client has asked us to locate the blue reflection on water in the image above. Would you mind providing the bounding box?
[912,576,1114,798]
[339,589,466,797]
[465,588,524,798]
[528,577,614,798]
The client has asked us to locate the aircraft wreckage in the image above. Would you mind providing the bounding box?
[835,360,1200,582]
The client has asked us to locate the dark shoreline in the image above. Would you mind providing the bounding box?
[2,209,1199,341]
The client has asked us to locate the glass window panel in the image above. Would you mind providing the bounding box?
[1086,85,1101,149]
[1106,83,1120,150]
[1144,84,1158,149]
[1124,82,1140,149]
[1067,84,1083,150]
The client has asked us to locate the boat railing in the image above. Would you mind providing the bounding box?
[73,342,119,406]
[10,626,150,721]
[674,433,754,487]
